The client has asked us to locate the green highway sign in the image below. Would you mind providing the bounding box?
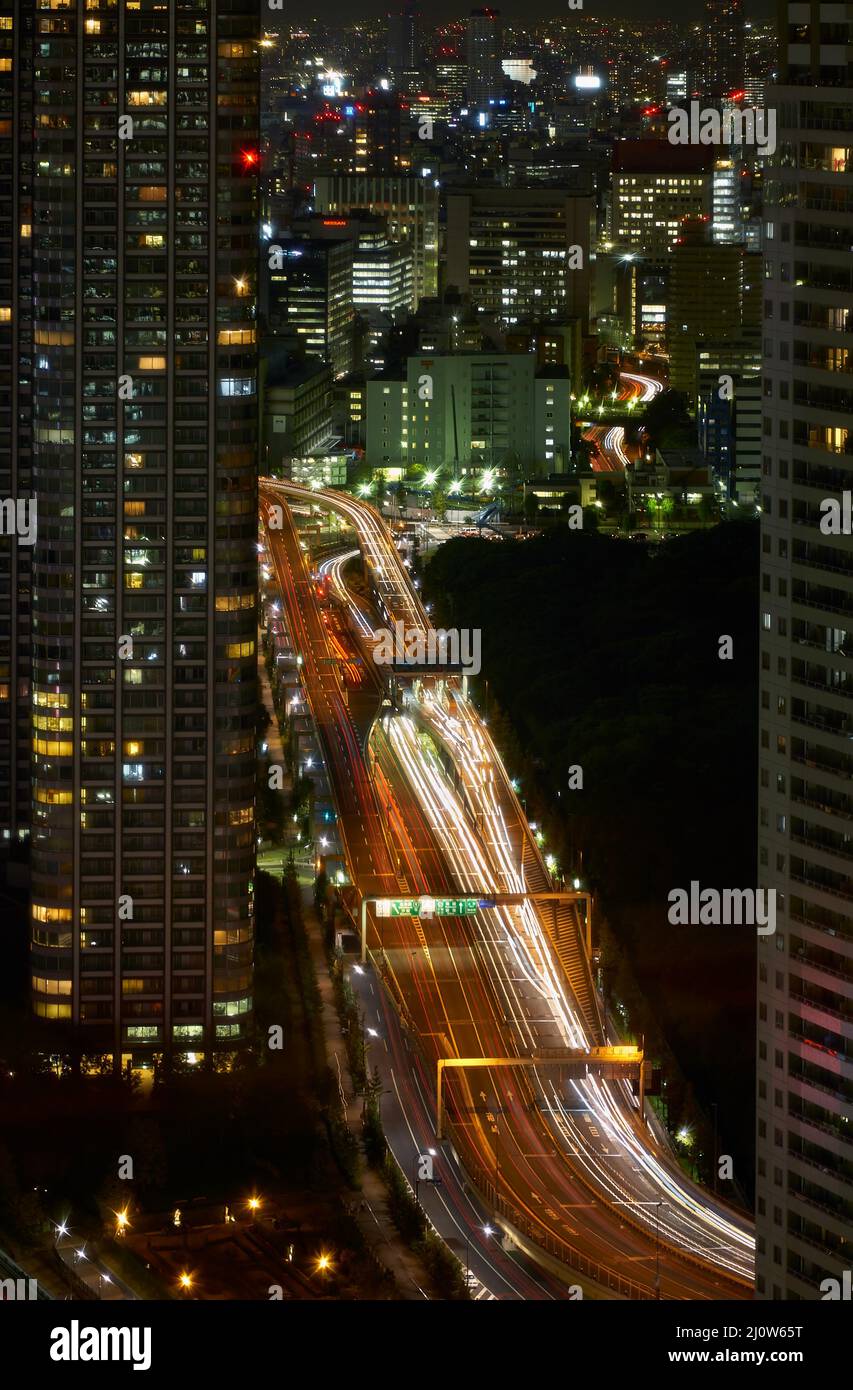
[378,897,480,918]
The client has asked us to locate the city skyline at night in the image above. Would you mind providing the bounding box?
[0,0,849,1359]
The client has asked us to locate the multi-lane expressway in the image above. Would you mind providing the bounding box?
[260,478,754,1300]
[585,369,664,473]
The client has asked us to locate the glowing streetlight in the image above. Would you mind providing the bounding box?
[315,1252,333,1274]
[114,1208,130,1238]
[179,1271,194,1293]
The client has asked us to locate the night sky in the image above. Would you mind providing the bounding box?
[301,0,776,23]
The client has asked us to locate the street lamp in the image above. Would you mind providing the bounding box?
[614,1198,667,1299]
[464,1224,496,1290]
[178,1271,194,1295]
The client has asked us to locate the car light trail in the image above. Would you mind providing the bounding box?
[261,478,754,1292]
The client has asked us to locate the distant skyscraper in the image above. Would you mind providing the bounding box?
[756,0,853,1300]
[465,8,503,109]
[387,1,419,90]
[703,0,746,98]
[712,156,742,243]
[743,20,778,107]
[28,1,259,1061]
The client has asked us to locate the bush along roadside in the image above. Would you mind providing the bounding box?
[314,876,469,1300]
[372,1100,472,1295]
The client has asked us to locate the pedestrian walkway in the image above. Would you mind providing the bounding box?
[258,651,287,770]
[301,886,432,1300]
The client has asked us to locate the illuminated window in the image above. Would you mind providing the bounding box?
[32,976,72,996]
[34,688,70,708]
[219,376,256,397]
[33,1001,72,1020]
[34,328,74,346]
[225,640,255,658]
[33,738,73,756]
[217,328,256,346]
[32,904,72,923]
[33,714,74,733]
[127,90,168,107]
[215,593,254,611]
[137,356,166,371]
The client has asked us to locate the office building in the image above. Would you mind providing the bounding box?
[696,339,762,504]
[713,157,743,243]
[436,59,467,108]
[446,187,592,329]
[366,352,572,476]
[268,238,355,378]
[353,230,414,318]
[668,219,750,400]
[28,1,259,1060]
[756,0,853,1300]
[610,142,714,265]
[313,174,439,304]
[261,354,333,469]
